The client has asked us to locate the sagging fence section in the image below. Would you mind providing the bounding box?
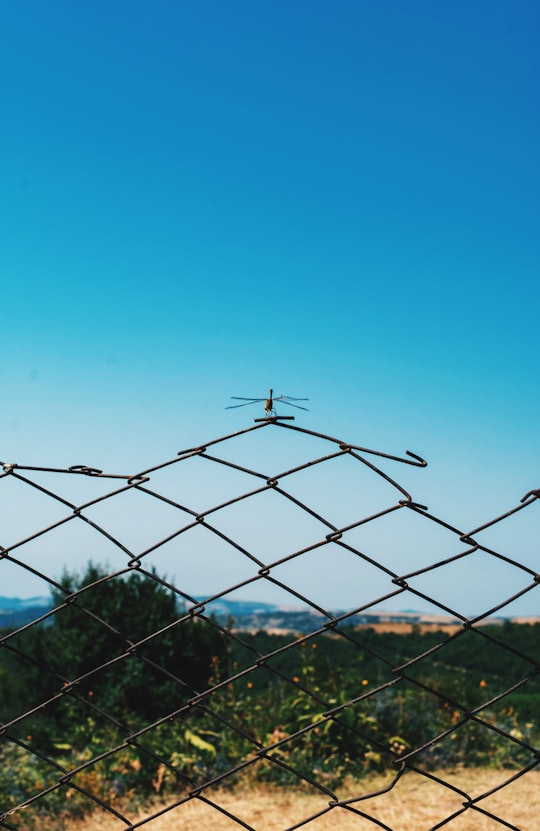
[0,418,539,830]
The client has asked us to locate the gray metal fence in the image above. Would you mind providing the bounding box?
[1,418,539,829]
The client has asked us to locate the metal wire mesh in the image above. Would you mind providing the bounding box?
[1,418,539,830]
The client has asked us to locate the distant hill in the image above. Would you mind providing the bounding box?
[0,596,50,610]
[194,598,507,634]
[0,596,51,627]
[192,599,540,633]
[1,595,537,634]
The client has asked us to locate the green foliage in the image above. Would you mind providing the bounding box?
[45,564,227,721]
[0,563,230,828]
[1,585,539,830]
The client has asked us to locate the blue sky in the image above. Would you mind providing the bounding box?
[1,1,539,613]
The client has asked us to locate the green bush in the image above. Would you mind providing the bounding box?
[1,577,538,829]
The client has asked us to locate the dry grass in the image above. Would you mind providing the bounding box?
[66,767,540,831]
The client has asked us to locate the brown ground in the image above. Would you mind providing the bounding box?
[67,767,540,831]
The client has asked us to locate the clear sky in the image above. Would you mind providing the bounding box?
[1,1,539,614]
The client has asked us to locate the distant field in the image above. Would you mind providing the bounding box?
[355,621,463,635]
[355,617,540,635]
[67,768,540,831]
[255,621,466,636]
[231,614,540,637]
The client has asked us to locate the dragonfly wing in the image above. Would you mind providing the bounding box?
[282,396,309,401]
[229,397,264,402]
[225,399,264,409]
[277,399,309,411]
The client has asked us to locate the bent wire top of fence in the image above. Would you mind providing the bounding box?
[1,417,539,830]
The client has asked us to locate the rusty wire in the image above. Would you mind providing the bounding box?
[0,417,539,830]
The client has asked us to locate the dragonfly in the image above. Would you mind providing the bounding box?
[226,388,309,418]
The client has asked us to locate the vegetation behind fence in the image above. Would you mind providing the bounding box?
[1,418,539,830]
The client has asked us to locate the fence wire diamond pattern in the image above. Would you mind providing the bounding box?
[1,419,539,830]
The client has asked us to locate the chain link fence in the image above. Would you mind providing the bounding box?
[1,417,539,829]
